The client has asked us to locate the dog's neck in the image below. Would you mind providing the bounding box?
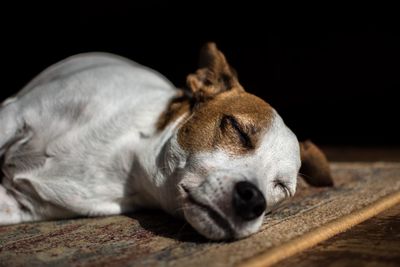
[132,91,192,214]
[156,89,192,131]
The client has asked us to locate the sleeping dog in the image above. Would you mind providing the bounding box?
[0,43,332,240]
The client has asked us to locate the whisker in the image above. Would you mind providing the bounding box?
[173,206,186,213]
[176,221,189,237]
[298,171,314,181]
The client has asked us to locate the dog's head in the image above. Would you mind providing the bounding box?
[162,43,332,240]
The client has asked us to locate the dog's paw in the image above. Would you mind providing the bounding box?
[0,186,23,224]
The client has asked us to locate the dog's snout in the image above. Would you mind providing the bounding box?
[233,181,266,221]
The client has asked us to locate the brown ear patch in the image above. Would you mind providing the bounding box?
[300,140,334,187]
[177,42,274,155]
[186,42,243,101]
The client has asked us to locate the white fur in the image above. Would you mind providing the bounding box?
[0,53,301,240]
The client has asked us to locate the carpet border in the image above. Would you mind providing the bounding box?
[238,190,400,267]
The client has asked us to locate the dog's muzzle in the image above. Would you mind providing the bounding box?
[180,175,268,240]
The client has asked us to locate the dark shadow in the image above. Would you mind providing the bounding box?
[124,209,209,243]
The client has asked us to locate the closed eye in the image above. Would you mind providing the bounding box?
[274,180,291,197]
[220,115,254,149]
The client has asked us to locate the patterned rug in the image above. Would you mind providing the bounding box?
[1,162,400,267]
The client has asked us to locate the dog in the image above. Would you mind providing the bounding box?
[0,43,332,240]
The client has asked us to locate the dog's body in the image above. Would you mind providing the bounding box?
[0,44,332,240]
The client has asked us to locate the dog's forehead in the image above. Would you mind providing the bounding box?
[209,91,272,121]
[177,91,275,154]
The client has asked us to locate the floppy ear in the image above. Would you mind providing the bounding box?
[299,140,334,187]
[186,42,244,101]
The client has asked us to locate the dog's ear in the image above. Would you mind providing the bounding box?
[299,140,334,187]
[186,42,244,101]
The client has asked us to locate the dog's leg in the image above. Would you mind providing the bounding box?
[0,181,77,225]
[0,102,35,225]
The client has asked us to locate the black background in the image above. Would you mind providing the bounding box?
[3,2,400,146]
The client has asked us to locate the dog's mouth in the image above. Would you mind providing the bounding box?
[187,193,235,239]
[180,185,235,240]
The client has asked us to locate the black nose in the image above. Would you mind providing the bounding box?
[233,181,266,221]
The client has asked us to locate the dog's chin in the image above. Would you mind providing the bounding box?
[182,198,262,241]
[183,200,232,240]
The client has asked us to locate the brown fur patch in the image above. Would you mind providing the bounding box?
[177,90,274,155]
[167,42,274,155]
[156,90,191,131]
[300,140,334,187]
[186,43,244,102]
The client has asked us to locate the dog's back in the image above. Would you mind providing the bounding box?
[0,53,176,223]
